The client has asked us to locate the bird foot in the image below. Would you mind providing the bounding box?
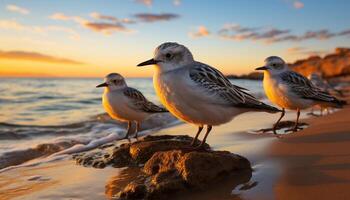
[273,132,283,139]
[307,112,321,117]
[284,126,303,133]
[192,144,211,152]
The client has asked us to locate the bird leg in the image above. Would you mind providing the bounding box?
[190,126,203,146]
[273,108,285,135]
[123,121,133,140]
[195,125,212,150]
[293,108,301,131]
[134,121,140,140]
[285,109,303,133]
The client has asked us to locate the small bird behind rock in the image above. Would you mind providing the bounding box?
[96,73,168,140]
[137,42,280,149]
[256,56,345,134]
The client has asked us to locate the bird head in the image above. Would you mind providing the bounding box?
[137,42,194,72]
[96,73,127,90]
[256,56,288,75]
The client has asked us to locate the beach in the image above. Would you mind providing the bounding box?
[0,80,349,200]
[270,92,350,200]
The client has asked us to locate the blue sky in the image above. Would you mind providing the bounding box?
[0,0,349,77]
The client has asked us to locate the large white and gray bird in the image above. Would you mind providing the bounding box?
[137,42,280,148]
[96,73,168,139]
[256,56,345,134]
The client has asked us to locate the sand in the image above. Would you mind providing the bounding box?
[270,100,350,199]
[0,89,349,199]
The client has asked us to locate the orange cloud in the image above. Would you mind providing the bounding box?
[83,22,130,35]
[135,0,153,6]
[90,12,136,24]
[50,12,133,35]
[0,50,84,65]
[189,26,210,38]
[293,1,304,9]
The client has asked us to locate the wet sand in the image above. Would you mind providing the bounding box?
[0,94,349,199]
[270,101,350,199]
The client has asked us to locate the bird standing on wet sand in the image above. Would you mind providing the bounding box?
[256,56,345,134]
[308,73,344,115]
[96,73,168,139]
[137,42,280,149]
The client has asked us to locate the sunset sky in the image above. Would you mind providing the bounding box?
[0,0,349,77]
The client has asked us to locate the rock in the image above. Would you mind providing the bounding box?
[144,150,251,188]
[108,143,133,168]
[290,47,350,78]
[226,72,263,80]
[114,149,251,199]
[130,138,197,163]
[73,135,252,200]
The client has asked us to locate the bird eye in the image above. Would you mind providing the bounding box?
[272,64,276,67]
[165,53,172,59]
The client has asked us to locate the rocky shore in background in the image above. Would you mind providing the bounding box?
[290,47,350,78]
[227,47,350,80]
[73,135,252,200]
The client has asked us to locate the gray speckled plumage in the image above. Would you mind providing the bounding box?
[189,62,280,112]
[123,87,168,113]
[280,71,340,104]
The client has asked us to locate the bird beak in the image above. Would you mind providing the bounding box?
[255,66,268,71]
[96,82,108,88]
[137,58,159,67]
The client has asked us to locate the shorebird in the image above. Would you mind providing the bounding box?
[137,42,280,148]
[256,56,345,134]
[308,73,331,115]
[308,73,345,116]
[96,73,168,139]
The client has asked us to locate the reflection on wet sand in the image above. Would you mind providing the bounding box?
[105,167,143,199]
[180,169,253,200]
[105,167,254,200]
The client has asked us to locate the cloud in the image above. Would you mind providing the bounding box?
[284,0,304,9]
[270,29,335,43]
[218,23,350,44]
[0,19,80,40]
[50,12,133,35]
[173,0,181,6]
[293,1,304,9]
[83,22,130,35]
[189,26,210,38]
[134,13,179,22]
[0,50,83,65]
[49,13,87,24]
[135,0,181,7]
[50,11,180,35]
[6,4,30,15]
[338,29,350,36]
[135,0,153,6]
[286,47,328,56]
[90,12,136,24]
[218,24,289,43]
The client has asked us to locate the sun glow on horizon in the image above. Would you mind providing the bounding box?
[0,1,349,78]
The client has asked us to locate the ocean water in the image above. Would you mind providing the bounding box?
[0,77,263,169]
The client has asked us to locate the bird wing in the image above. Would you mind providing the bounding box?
[189,62,279,112]
[280,71,336,102]
[123,87,168,113]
